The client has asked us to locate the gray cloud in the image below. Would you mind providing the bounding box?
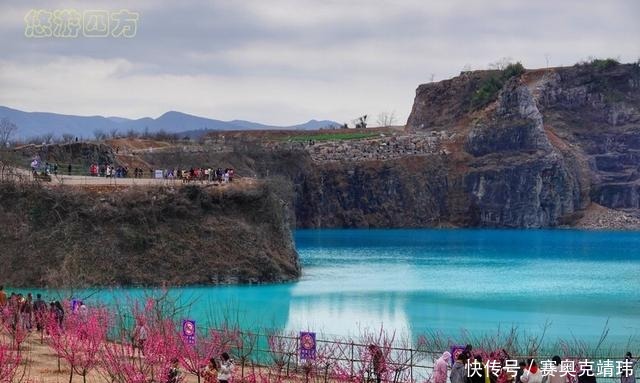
[0,0,638,125]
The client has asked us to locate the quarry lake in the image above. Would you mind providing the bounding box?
[44,229,640,348]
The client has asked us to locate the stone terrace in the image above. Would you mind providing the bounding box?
[304,132,446,162]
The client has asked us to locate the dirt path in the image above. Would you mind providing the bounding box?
[7,167,257,189]
[10,333,202,383]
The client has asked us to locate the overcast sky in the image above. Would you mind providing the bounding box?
[0,0,638,126]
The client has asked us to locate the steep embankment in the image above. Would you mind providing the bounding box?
[407,61,640,227]
[271,62,639,228]
[0,181,300,287]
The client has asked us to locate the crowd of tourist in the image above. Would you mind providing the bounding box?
[0,285,68,332]
[86,163,235,183]
[88,163,130,178]
[165,352,234,383]
[433,344,636,383]
[30,159,71,176]
[170,167,235,183]
[28,156,237,184]
[0,285,235,383]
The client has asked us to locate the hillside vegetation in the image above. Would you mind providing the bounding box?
[0,180,299,287]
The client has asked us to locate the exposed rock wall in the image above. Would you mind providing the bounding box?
[306,134,442,162]
[404,62,640,228]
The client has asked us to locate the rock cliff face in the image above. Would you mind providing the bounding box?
[285,63,639,228]
[403,62,640,228]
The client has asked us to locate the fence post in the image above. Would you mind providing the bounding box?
[350,341,355,379]
[410,348,413,383]
[240,331,245,380]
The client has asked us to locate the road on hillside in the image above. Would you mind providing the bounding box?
[5,167,255,188]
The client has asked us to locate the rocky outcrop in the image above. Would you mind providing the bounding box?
[406,70,500,131]
[405,62,640,228]
[293,156,451,228]
[466,79,552,157]
[306,134,442,162]
[574,203,640,230]
[463,153,582,227]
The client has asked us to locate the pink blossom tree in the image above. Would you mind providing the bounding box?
[1,300,29,354]
[179,324,244,383]
[101,317,181,383]
[45,304,109,383]
[0,339,24,383]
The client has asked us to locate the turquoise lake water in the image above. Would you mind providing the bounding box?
[29,229,640,349]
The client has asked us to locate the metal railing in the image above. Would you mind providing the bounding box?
[108,313,637,383]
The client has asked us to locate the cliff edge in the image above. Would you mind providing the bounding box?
[0,180,300,288]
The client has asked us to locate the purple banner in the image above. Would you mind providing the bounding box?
[299,331,317,360]
[182,319,196,345]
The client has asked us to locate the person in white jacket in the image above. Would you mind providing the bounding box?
[218,352,234,383]
[521,359,543,383]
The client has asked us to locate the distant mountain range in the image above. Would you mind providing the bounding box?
[0,106,341,140]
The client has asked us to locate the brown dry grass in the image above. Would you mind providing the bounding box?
[106,139,173,151]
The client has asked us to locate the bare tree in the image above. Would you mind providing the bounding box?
[109,128,119,139]
[0,117,18,148]
[62,133,74,143]
[488,57,515,70]
[354,115,368,129]
[42,132,54,144]
[376,112,397,127]
[93,129,107,141]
